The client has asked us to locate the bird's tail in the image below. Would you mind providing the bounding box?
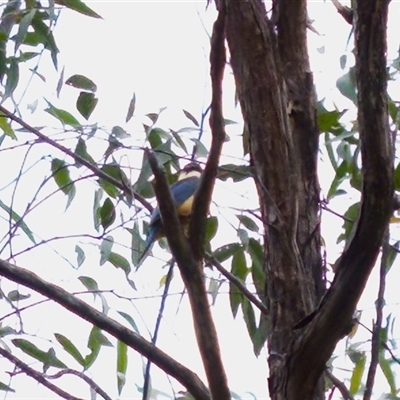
[138,225,159,264]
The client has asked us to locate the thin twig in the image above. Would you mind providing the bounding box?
[0,106,152,212]
[142,262,175,400]
[45,369,111,400]
[363,231,389,400]
[326,369,354,400]
[0,347,84,400]
[205,253,268,315]
[0,258,211,400]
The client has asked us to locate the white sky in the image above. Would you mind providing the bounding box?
[1,1,400,399]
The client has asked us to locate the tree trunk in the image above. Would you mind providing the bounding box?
[224,0,392,399]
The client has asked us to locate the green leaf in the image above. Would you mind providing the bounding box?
[129,224,146,266]
[77,91,98,120]
[317,109,343,133]
[17,52,39,63]
[7,290,30,302]
[100,236,114,265]
[340,54,347,69]
[205,216,219,242]
[0,116,16,139]
[241,297,256,340]
[74,138,95,167]
[229,247,247,317]
[65,74,97,92]
[248,238,265,299]
[148,127,169,149]
[93,189,103,231]
[54,333,85,366]
[108,252,131,275]
[213,243,241,263]
[182,109,199,126]
[170,128,188,154]
[336,67,357,104]
[4,58,19,99]
[125,93,136,123]
[146,112,161,125]
[112,126,130,139]
[324,132,337,171]
[337,202,359,245]
[15,9,36,51]
[99,198,116,230]
[327,161,348,200]
[237,228,249,246]
[0,326,17,337]
[84,326,112,369]
[117,341,128,395]
[104,135,123,160]
[56,0,102,19]
[12,339,67,371]
[349,352,366,395]
[117,311,140,334]
[78,276,98,291]
[51,158,76,208]
[379,355,397,396]
[0,199,36,244]
[0,381,15,392]
[217,164,252,182]
[385,242,399,273]
[190,138,208,158]
[75,245,85,268]
[56,66,64,98]
[253,315,269,356]
[31,16,59,68]
[237,214,259,232]
[98,164,129,198]
[46,102,80,128]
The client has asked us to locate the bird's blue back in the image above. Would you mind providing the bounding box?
[149,176,200,223]
[139,175,200,263]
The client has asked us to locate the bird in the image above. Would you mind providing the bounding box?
[138,162,203,263]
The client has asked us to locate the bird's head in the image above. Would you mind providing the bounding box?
[178,162,202,181]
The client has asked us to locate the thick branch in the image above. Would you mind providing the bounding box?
[189,7,226,260]
[277,0,324,304]
[287,1,393,398]
[0,259,210,400]
[147,152,230,400]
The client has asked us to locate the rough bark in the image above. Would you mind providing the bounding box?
[224,0,392,399]
[224,0,318,398]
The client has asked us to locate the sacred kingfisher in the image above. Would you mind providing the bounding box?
[139,162,203,262]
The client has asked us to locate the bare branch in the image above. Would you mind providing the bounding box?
[189,4,226,260]
[331,0,353,25]
[0,106,152,213]
[205,253,268,315]
[46,369,112,400]
[0,347,84,400]
[146,151,230,400]
[363,231,389,400]
[0,258,210,400]
[326,370,354,400]
[288,1,393,398]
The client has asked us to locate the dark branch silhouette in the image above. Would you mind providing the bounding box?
[0,258,211,400]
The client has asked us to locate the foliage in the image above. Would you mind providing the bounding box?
[0,1,399,399]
